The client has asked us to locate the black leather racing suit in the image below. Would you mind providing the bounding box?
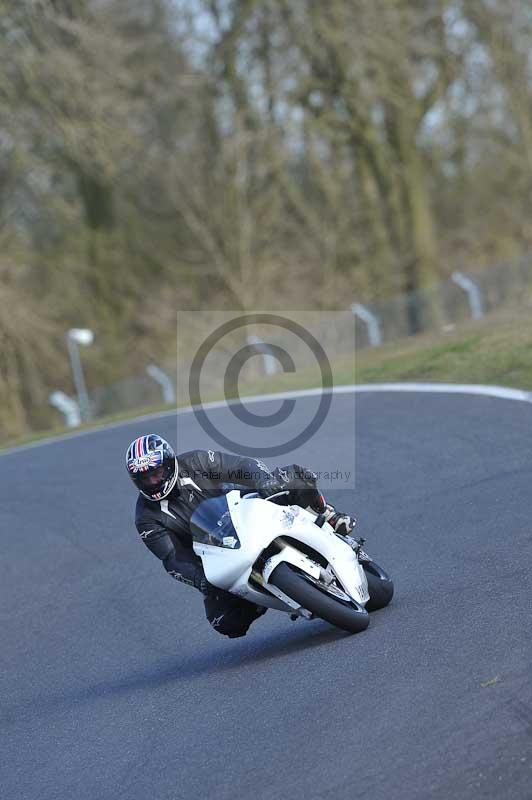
[135,449,322,638]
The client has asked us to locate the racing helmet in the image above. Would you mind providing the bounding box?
[126,434,178,501]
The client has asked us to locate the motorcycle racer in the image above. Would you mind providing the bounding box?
[126,434,355,638]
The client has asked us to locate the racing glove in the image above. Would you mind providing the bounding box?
[322,504,356,535]
[257,475,287,500]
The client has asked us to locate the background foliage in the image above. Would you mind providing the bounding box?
[1,0,531,438]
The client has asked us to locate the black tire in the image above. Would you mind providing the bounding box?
[270,562,370,634]
[362,560,394,612]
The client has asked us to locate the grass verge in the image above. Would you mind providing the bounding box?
[3,310,532,451]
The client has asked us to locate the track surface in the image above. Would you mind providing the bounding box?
[2,390,532,800]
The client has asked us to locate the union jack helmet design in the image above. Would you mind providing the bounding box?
[125,434,178,501]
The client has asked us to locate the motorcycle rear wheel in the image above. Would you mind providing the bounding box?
[270,562,370,634]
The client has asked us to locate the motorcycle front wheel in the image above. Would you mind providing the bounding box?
[362,560,394,612]
[270,562,370,634]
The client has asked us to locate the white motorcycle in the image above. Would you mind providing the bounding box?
[191,490,394,634]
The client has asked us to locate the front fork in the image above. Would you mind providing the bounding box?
[335,532,369,560]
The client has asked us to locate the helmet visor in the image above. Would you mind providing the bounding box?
[133,462,174,497]
[137,465,169,490]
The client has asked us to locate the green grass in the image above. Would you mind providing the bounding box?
[3,310,532,451]
[355,312,532,388]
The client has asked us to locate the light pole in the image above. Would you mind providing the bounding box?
[67,328,94,422]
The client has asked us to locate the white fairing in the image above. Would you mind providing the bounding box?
[192,491,369,614]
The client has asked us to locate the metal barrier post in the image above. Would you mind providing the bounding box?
[246,335,280,375]
[49,391,81,427]
[451,272,484,320]
[351,303,382,347]
[146,364,176,404]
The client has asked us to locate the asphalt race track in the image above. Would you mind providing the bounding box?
[2,389,532,800]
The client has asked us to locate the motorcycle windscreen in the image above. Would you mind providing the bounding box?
[190,495,241,549]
